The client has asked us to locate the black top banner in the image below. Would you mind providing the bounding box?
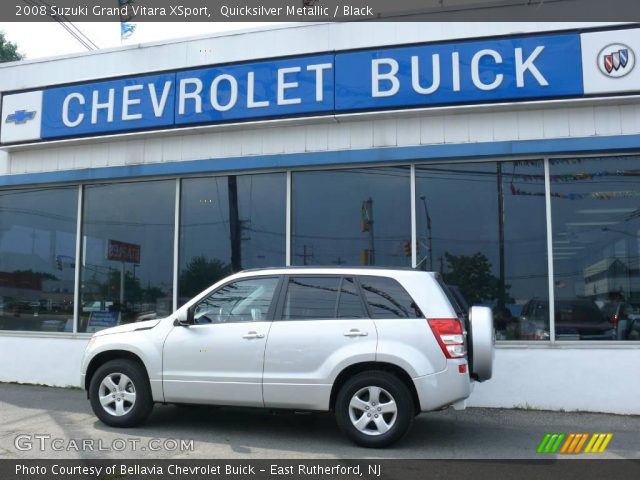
[7,0,640,22]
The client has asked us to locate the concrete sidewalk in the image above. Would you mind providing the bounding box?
[0,383,638,459]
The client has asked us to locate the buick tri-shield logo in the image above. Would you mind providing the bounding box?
[598,43,635,78]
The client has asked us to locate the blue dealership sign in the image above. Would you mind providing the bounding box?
[40,55,334,139]
[4,31,591,143]
[175,54,334,126]
[42,73,176,139]
[335,33,583,110]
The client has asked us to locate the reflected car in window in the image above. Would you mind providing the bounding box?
[519,299,615,340]
[601,302,640,340]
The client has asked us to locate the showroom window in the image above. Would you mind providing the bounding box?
[292,167,411,267]
[0,187,77,332]
[78,181,175,333]
[549,156,640,341]
[416,161,549,340]
[178,173,286,305]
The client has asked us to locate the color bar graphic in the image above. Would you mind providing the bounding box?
[537,433,565,453]
[537,433,613,454]
[584,433,614,453]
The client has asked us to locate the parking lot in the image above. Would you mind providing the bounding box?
[0,383,638,459]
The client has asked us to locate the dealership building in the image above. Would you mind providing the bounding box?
[0,22,639,414]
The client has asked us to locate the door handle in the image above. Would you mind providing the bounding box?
[242,331,265,339]
[343,329,368,337]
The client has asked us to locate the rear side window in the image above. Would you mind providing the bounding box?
[359,276,422,319]
[436,278,467,317]
[282,276,366,320]
[283,276,340,320]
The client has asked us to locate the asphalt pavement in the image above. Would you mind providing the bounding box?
[0,383,638,459]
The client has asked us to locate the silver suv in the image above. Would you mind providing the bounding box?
[81,268,494,448]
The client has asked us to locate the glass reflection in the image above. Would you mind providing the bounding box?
[79,181,175,332]
[416,161,549,340]
[0,187,77,332]
[550,156,640,341]
[292,167,411,267]
[179,173,286,304]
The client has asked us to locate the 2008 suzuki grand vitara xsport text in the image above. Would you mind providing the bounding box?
[81,267,494,448]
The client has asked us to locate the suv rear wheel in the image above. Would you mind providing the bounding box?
[335,371,414,448]
[89,359,153,427]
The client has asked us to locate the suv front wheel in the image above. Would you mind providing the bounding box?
[335,371,414,448]
[89,359,153,427]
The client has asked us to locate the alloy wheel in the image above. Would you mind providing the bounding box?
[98,373,137,416]
[348,386,397,436]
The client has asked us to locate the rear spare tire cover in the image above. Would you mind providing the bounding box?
[469,306,494,382]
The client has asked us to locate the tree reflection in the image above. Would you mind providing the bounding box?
[179,255,231,300]
[442,251,513,305]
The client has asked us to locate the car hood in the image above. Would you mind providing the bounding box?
[92,318,162,337]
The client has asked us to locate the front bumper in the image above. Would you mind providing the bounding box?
[412,359,472,411]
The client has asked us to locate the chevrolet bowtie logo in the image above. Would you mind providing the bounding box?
[5,109,37,125]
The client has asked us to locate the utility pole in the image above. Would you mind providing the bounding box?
[296,245,314,265]
[497,163,506,310]
[420,195,433,271]
[119,262,125,306]
[228,176,242,272]
[361,198,375,265]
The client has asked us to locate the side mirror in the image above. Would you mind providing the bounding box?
[174,307,194,327]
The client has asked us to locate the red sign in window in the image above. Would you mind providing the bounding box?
[106,239,141,264]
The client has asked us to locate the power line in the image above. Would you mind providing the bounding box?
[22,0,99,51]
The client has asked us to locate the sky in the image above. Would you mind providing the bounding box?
[0,22,280,60]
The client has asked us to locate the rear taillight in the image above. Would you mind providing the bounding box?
[428,318,466,359]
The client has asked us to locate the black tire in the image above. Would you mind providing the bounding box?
[89,359,153,428]
[335,370,414,448]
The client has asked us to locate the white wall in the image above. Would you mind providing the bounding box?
[0,335,638,414]
[469,347,640,415]
[0,150,8,175]
[0,335,89,388]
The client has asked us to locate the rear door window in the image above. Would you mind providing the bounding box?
[359,276,422,319]
[336,278,366,319]
[281,276,367,320]
[282,276,341,320]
